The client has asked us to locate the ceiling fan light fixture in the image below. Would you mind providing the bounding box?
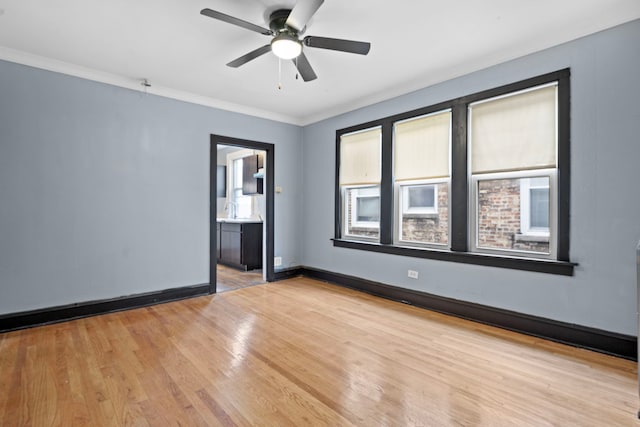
[271,33,302,59]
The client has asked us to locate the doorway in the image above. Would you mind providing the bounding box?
[209,135,275,294]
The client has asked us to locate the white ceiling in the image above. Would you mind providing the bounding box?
[0,0,639,125]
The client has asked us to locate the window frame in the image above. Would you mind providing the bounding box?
[337,126,383,242]
[334,69,573,275]
[392,108,452,249]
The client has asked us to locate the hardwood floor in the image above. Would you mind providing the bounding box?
[216,264,265,293]
[0,277,636,426]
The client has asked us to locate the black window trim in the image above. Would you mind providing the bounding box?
[334,69,575,276]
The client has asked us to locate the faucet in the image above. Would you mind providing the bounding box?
[225,201,238,219]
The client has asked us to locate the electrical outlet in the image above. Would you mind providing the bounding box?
[274,257,282,267]
[408,270,419,279]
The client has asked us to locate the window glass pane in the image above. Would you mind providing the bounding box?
[477,177,549,254]
[408,185,435,209]
[399,182,448,246]
[530,188,549,228]
[470,84,557,174]
[344,185,380,240]
[357,197,380,222]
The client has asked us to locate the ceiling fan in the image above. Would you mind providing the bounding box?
[200,0,371,82]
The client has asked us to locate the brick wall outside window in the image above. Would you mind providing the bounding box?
[478,179,549,253]
[401,184,449,245]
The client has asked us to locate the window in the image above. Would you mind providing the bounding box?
[351,186,380,226]
[339,127,382,240]
[520,177,550,234]
[230,157,252,219]
[469,83,557,258]
[334,69,572,275]
[403,184,437,214]
[393,110,451,247]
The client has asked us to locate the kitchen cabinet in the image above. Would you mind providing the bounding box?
[242,154,263,195]
[217,221,262,271]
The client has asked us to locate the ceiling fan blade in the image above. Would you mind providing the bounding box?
[292,53,317,82]
[304,36,371,55]
[285,0,324,32]
[200,8,271,36]
[227,45,272,68]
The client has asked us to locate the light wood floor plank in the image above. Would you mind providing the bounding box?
[0,277,636,426]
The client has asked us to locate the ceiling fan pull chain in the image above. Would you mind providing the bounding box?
[295,57,299,80]
[278,58,283,90]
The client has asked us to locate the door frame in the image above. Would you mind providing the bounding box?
[209,134,275,294]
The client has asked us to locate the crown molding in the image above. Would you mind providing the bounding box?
[0,47,302,126]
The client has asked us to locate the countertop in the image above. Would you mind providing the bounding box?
[216,218,263,224]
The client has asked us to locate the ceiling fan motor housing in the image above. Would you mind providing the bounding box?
[269,9,297,35]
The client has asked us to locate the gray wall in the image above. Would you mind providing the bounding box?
[301,20,640,335]
[0,60,302,314]
[2,20,639,337]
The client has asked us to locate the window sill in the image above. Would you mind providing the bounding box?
[332,239,576,276]
[515,233,550,243]
[402,213,439,219]
[349,226,380,231]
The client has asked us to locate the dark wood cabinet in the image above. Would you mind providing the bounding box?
[217,222,262,271]
[242,154,263,195]
[221,226,242,265]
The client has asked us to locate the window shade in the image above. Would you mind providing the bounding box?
[339,127,381,185]
[470,84,557,174]
[394,111,451,181]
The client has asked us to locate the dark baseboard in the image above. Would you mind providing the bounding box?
[0,283,210,333]
[3,268,635,361]
[272,267,304,281]
[299,267,637,361]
